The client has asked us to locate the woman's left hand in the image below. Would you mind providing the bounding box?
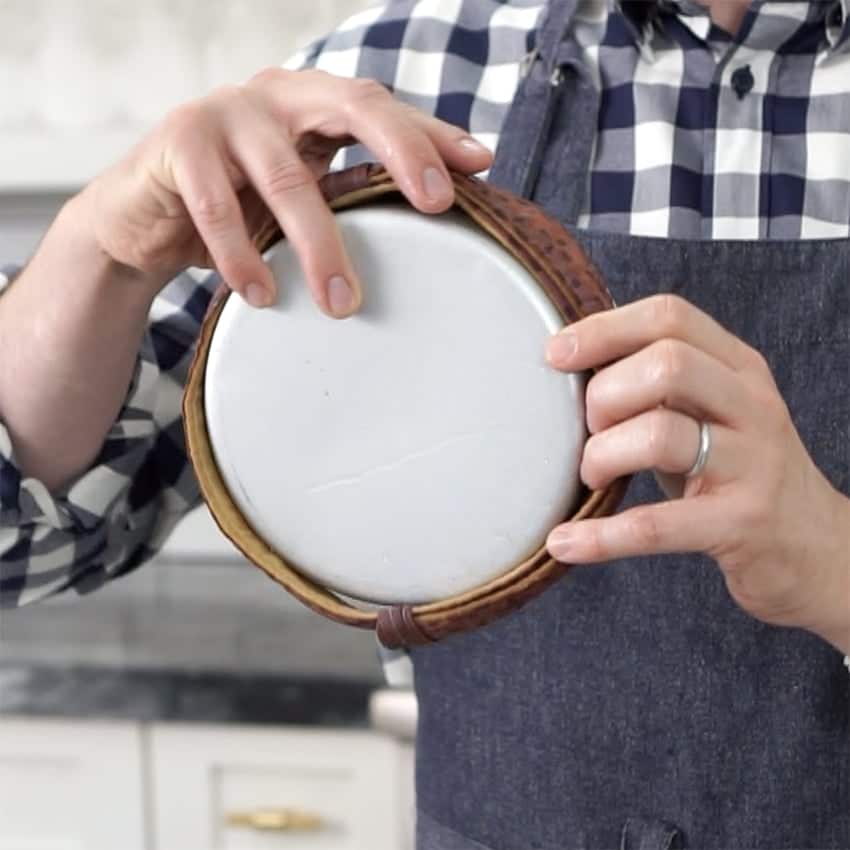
[544,294,850,655]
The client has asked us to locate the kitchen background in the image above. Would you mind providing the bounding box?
[0,2,417,848]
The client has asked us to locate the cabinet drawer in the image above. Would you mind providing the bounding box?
[0,717,145,850]
[149,723,406,850]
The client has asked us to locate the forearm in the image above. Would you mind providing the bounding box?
[0,191,167,492]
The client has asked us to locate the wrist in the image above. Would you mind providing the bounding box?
[813,614,850,659]
[58,188,170,304]
[806,491,850,656]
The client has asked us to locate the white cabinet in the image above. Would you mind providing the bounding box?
[148,724,408,850]
[0,718,146,850]
[0,717,413,850]
[368,689,417,850]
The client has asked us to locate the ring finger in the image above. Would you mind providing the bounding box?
[580,408,738,490]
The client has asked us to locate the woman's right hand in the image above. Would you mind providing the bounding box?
[82,68,493,317]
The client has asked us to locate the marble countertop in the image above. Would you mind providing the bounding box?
[0,554,386,725]
[0,663,375,726]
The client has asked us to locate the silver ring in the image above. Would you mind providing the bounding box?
[685,421,712,478]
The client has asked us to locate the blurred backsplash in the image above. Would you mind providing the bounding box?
[0,0,379,130]
[0,0,380,257]
[0,0,379,192]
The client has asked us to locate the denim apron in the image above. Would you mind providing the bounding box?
[412,1,850,848]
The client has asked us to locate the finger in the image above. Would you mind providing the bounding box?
[331,79,458,213]
[221,97,362,318]
[581,409,738,490]
[584,338,752,433]
[547,293,762,375]
[171,138,275,308]
[407,110,494,174]
[253,72,461,214]
[546,497,728,563]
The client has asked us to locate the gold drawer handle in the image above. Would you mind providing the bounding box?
[226,807,325,832]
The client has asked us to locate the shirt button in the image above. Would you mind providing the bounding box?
[730,64,755,99]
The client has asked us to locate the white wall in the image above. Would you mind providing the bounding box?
[0,0,380,131]
[0,1,381,260]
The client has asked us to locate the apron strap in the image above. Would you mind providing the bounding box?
[488,0,601,225]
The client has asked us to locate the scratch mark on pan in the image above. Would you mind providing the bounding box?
[305,428,515,496]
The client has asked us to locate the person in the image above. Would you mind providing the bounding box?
[1,0,848,846]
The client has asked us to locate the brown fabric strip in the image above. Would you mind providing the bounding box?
[376,605,436,649]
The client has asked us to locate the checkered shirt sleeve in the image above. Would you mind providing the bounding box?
[0,266,218,607]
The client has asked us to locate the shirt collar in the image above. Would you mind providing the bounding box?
[615,0,850,55]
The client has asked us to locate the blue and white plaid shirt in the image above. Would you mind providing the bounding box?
[3,0,850,609]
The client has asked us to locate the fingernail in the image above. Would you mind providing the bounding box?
[547,528,574,561]
[244,283,271,308]
[423,167,453,202]
[459,137,488,153]
[328,275,355,317]
[546,330,577,364]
